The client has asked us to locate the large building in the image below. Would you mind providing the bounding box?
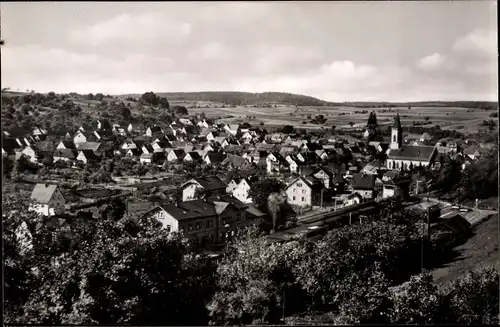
[387,113,437,170]
[29,184,66,216]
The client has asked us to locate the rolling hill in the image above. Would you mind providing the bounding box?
[118,91,497,109]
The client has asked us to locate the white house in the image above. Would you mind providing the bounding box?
[225,124,240,136]
[21,146,38,163]
[180,176,227,202]
[266,152,287,174]
[227,178,254,204]
[167,149,185,162]
[285,176,324,208]
[197,119,210,129]
[29,184,66,217]
[73,131,88,144]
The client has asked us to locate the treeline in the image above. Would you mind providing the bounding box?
[3,192,498,325]
[327,101,498,110]
[122,91,328,107]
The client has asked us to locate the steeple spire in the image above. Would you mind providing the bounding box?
[393,111,402,129]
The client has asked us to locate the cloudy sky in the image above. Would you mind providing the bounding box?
[1,1,497,101]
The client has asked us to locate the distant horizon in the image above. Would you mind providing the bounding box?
[1,2,497,102]
[2,87,497,104]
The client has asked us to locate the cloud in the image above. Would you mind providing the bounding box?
[416,53,448,71]
[69,13,192,47]
[453,29,497,57]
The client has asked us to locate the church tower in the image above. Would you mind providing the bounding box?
[390,112,403,150]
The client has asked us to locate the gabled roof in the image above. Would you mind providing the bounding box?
[170,149,186,157]
[205,151,225,163]
[34,141,55,153]
[154,200,218,221]
[388,145,435,161]
[222,154,249,167]
[286,176,324,190]
[186,151,202,160]
[79,149,99,159]
[54,149,77,159]
[351,173,376,190]
[59,140,76,149]
[148,126,163,133]
[31,184,59,204]
[75,142,101,151]
[186,176,227,191]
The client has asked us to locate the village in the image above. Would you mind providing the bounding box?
[3,97,496,254]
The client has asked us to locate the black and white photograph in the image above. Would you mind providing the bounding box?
[1,1,498,325]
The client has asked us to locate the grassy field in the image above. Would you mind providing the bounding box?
[187,105,495,134]
[431,213,499,286]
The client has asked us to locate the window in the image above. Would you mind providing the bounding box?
[302,189,306,194]
[293,188,296,192]
[293,196,296,200]
[236,213,241,221]
[188,224,193,232]
[393,135,396,142]
[206,220,213,229]
[166,225,171,232]
[301,197,305,201]
[297,183,303,187]
[196,222,202,230]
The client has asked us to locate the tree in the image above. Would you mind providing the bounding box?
[94,93,104,101]
[4,191,217,325]
[282,125,295,134]
[141,92,159,106]
[208,227,308,325]
[121,106,131,121]
[100,197,126,221]
[249,179,285,209]
[367,111,378,127]
[442,264,499,324]
[158,97,170,109]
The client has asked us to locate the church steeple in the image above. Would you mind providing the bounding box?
[390,112,403,150]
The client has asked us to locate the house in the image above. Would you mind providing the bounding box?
[32,127,48,136]
[77,150,99,164]
[286,176,324,208]
[266,152,288,174]
[141,143,155,155]
[127,123,145,134]
[297,152,317,165]
[222,155,253,170]
[200,129,216,141]
[224,124,240,136]
[125,148,143,159]
[29,184,66,216]
[436,140,458,154]
[197,119,210,129]
[152,141,171,153]
[420,132,432,143]
[140,152,166,165]
[363,128,376,139]
[286,155,302,174]
[53,149,78,162]
[462,145,481,160]
[248,150,267,167]
[180,176,227,201]
[21,146,38,163]
[310,166,334,189]
[351,173,376,199]
[167,149,186,162]
[146,126,164,137]
[75,141,101,153]
[179,118,193,126]
[226,178,257,204]
[121,140,139,151]
[362,160,388,176]
[345,192,363,206]
[382,177,411,199]
[204,152,225,166]
[279,145,298,157]
[183,151,202,163]
[141,195,261,245]
[387,113,437,170]
[56,140,76,150]
[73,131,88,144]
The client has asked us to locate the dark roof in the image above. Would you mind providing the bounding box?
[206,194,248,210]
[205,151,225,163]
[186,151,202,160]
[388,145,435,161]
[351,173,376,190]
[54,149,77,159]
[287,176,323,190]
[2,137,19,153]
[34,141,55,153]
[222,155,249,167]
[60,140,76,149]
[79,149,99,159]
[190,176,227,191]
[171,149,185,157]
[128,148,143,156]
[154,200,217,221]
[148,126,163,134]
[142,143,155,153]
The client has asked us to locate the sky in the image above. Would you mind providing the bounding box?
[1,1,497,102]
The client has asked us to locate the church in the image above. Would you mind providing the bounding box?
[387,113,437,171]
